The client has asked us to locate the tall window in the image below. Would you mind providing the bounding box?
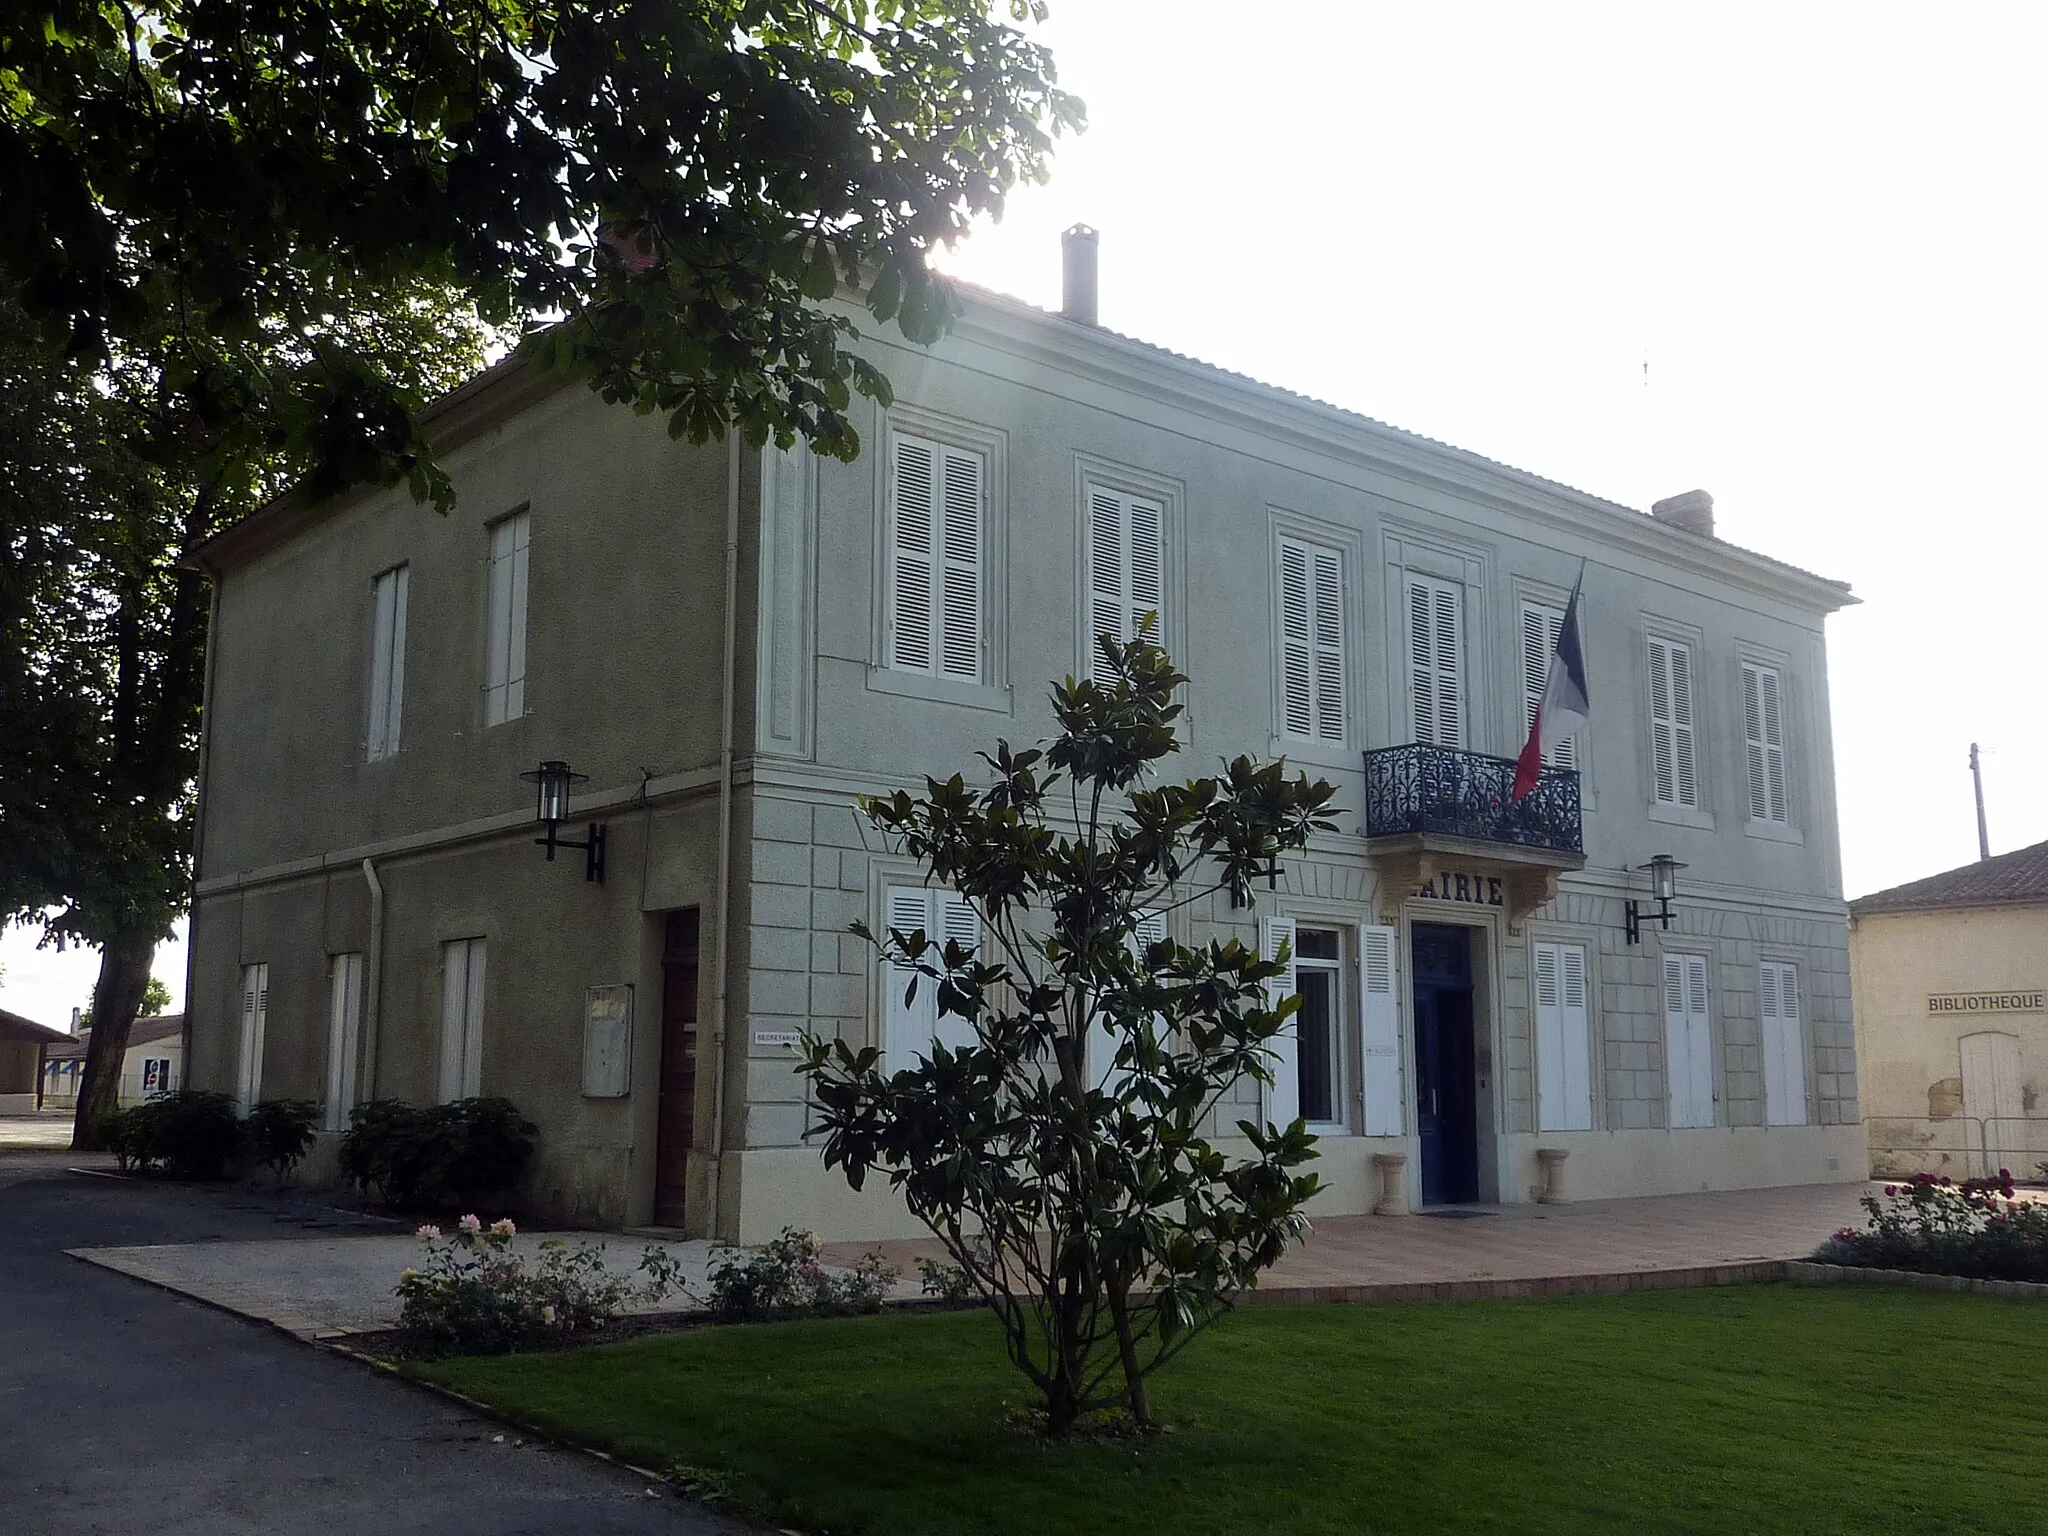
[1533,940,1594,1132]
[236,962,269,1111]
[1520,600,1576,771]
[439,938,486,1102]
[1759,961,1807,1126]
[1278,536,1346,744]
[881,887,981,1066]
[483,511,530,725]
[366,564,409,761]
[1662,952,1714,1128]
[884,433,985,683]
[1407,575,1465,746]
[324,952,365,1133]
[1091,909,1167,1092]
[1647,636,1698,807]
[1085,483,1165,681]
[1742,661,1789,824]
[1293,927,1346,1127]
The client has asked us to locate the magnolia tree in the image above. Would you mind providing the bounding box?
[799,632,1337,1433]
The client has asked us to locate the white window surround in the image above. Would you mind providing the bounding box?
[1268,510,1364,764]
[1662,949,1716,1129]
[1740,654,1797,831]
[1642,619,1714,829]
[1072,454,1184,683]
[1759,958,1808,1127]
[483,509,531,727]
[365,564,409,762]
[1381,528,1490,755]
[866,405,1008,701]
[879,884,982,1069]
[1407,573,1468,748]
[882,431,988,684]
[439,937,487,1103]
[1532,937,1595,1133]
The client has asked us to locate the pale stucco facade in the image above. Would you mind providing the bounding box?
[185,283,1864,1240]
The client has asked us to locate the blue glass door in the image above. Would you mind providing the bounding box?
[1412,923,1480,1205]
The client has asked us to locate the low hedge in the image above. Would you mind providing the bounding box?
[96,1091,315,1180]
[1813,1170,2048,1283]
[339,1096,537,1211]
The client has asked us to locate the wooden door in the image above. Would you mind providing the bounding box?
[654,909,701,1227]
[1961,1031,2022,1177]
[1412,924,1478,1205]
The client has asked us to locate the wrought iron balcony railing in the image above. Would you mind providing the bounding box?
[1363,743,1583,855]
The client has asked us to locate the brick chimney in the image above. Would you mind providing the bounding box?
[1650,489,1715,539]
[1061,224,1099,326]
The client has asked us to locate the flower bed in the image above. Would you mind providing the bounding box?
[1812,1171,2048,1283]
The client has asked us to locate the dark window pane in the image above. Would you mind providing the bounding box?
[1298,969,1337,1123]
[1297,927,1340,961]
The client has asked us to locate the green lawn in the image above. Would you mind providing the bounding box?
[415,1286,2048,1536]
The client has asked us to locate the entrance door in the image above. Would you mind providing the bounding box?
[1412,923,1480,1205]
[1961,1031,2022,1178]
[654,909,701,1227]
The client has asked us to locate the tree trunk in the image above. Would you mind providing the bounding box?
[1108,1279,1151,1426]
[71,927,159,1149]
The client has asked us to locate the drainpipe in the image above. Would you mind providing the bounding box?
[360,858,385,1100]
[178,581,224,1090]
[701,433,742,1240]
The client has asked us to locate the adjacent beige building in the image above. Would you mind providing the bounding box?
[1851,841,2048,1180]
[184,247,1865,1240]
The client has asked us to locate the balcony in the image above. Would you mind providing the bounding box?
[1362,742,1586,924]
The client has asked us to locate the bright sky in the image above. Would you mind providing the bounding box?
[3,2,2041,1028]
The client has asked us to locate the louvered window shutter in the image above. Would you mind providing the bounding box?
[484,513,529,725]
[325,953,365,1133]
[1312,546,1345,742]
[1261,916,1300,1128]
[440,939,485,1102]
[1743,662,1788,823]
[1277,539,1346,742]
[1536,942,1594,1132]
[1664,953,1713,1127]
[934,892,982,1053]
[1087,486,1166,681]
[1649,638,1698,807]
[1761,961,1807,1126]
[1095,909,1167,1091]
[1408,576,1465,746]
[1360,925,1403,1135]
[1534,942,1565,1130]
[1521,603,1575,770]
[883,887,934,1068]
[367,565,409,761]
[937,448,984,681]
[238,963,268,1110]
[888,436,982,681]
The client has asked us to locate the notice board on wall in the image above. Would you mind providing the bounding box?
[582,984,634,1098]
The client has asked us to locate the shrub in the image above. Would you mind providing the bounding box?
[1815,1170,2048,1283]
[919,1256,974,1304]
[341,1097,537,1210]
[706,1227,898,1321]
[395,1216,680,1356]
[97,1104,160,1172]
[245,1099,319,1179]
[145,1090,244,1178]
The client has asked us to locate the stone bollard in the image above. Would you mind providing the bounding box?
[1535,1147,1570,1204]
[1370,1152,1410,1216]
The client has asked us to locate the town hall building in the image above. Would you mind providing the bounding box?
[184,234,1864,1239]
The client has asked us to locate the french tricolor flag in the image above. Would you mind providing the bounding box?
[1513,574,1590,801]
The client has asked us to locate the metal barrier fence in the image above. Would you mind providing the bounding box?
[1865,1116,2048,1182]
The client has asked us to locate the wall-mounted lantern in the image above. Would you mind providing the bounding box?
[1624,853,1685,944]
[520,760,605,883]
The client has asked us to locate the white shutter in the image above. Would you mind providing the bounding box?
[484,512,530,725]
[1743,662,1788,824]
[237,963,268,1111]
[1360,924,1403,1136]
[367,565,408,761]
[324,953,365,1133]
[1664,953,1713,1127]
[934,892,982,1053]
[1086,485,1167,681]
[887,438,936,672]
[1094,909,1167,1092]
[1761,961,1807,1126]
[1261,916,1300,1128]
[1521,602,1575,770]
[1536,941,1594,1132]
[882,888,981,1065]
[1408,576,1464,746]
[1279,538,1346,743]
[1649,638,1698,808]
[440,938,485,1102]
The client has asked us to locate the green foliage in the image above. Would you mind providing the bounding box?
[340,1097,537,1211]
[75,976,171,1031]
[799,628,1336,1432]
[2,0,1082,497]
[705,1227,899,1322]
[243,1098,318,1180]
[1814,1170,2048,1282]
[396,1216,683,1357]
[97,1089,245,1177]
[417,1290,2048,1536]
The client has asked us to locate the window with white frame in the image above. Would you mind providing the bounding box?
[141,1057,173,1094]
[1759,960,1807,1126]
[1742,661,1790,824]
[1520,600,1577,771]
[1359,925,1403,1136]
[365,564,409,760]
[1407,575,1466,747]
[439,938,486,1102]
[1292,927,1347,1127]
[884,432,986,683]
[236,962,269,1111]
[881,886,981,1067]
[1533,940,1594,1131]
[1278,536,1346,744]
[483,511,530,725]
[1662,952,1714,1128]
[1647,635,1699,807]
[325,952,365,1133]
[1084,482,1166,682]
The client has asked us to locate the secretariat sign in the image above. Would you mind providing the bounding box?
[1927,990,2045,1015]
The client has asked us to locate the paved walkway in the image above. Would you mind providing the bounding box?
[72,1178,1876,1338]
[0,1110,78,1149]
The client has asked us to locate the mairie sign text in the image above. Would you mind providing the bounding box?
[1417,873,1506,908]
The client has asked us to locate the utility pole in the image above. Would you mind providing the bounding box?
[1970,742,1991,862]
